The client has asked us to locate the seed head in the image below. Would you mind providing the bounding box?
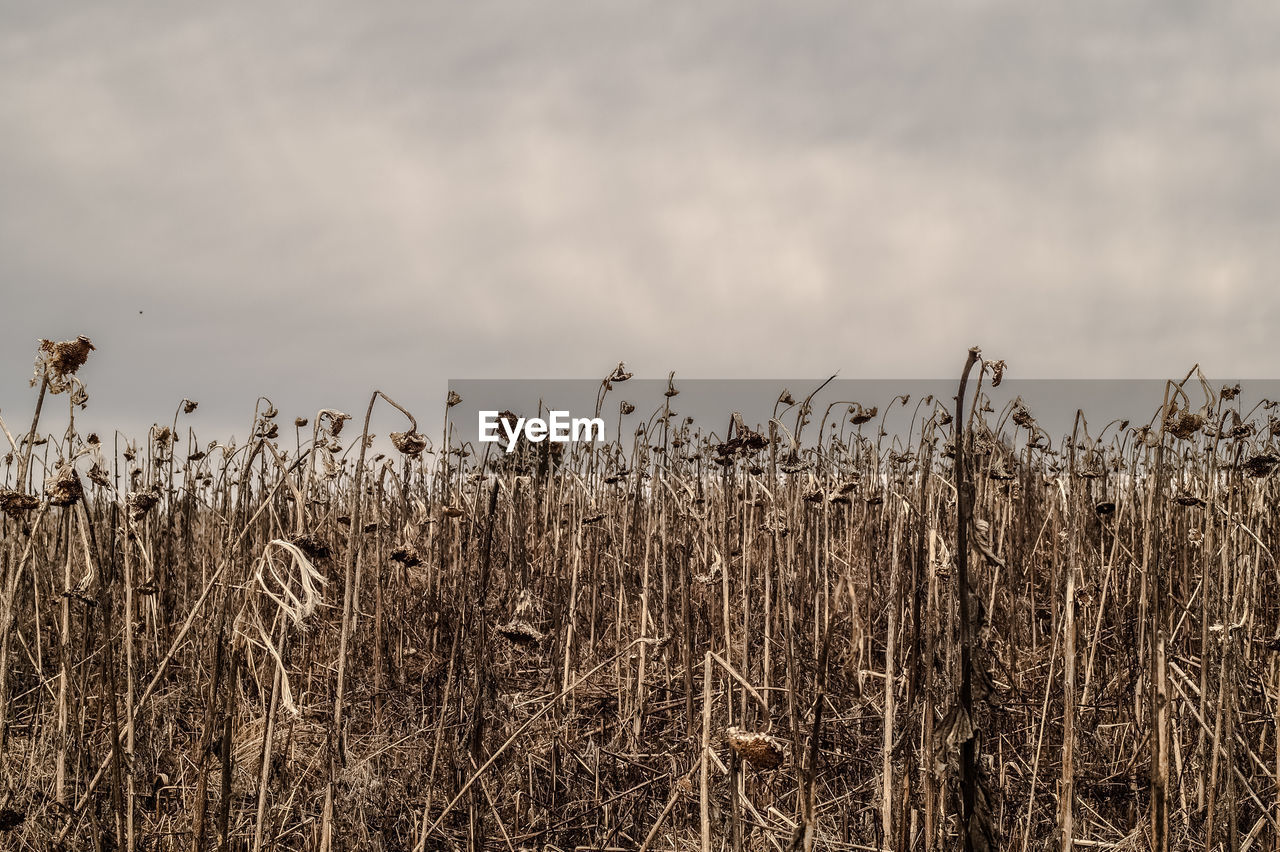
[45,463,84,507]
[391,430,428,457]
[724,727,785,770]
[34,336,95,386]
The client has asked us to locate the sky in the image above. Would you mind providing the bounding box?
[2,3,1279,445]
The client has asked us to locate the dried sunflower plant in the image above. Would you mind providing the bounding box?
[0,344,1277,852]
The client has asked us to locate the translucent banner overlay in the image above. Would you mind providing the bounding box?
[445,377,1277,449]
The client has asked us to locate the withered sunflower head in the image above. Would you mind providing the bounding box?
[288,533,331,561]
[849,405,878,426]
[126,487,162,521]
[35,336,95,382]
[0,490,39,518]
[724,727,785,770]
[496,618,544,647]
[1167,410,1204,441]
[45,463,83,507]
[1243,453,1280,478]
[390,430,428,457]
[88,462,112,488]
[390,543,423,566]
[325,411,352,438]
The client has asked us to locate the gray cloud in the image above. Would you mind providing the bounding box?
[2,2,1279,444]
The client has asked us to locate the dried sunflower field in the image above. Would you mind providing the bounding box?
[2,340,1279,852]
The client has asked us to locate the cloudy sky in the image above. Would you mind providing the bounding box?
[2,3,1278,442]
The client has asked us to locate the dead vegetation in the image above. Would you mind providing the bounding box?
[0,342,1278,851]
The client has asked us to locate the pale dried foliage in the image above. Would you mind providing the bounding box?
[0,350,1277,852]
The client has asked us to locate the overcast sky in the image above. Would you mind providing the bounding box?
[2,3,1278,444]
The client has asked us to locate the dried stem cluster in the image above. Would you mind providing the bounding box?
[0,346,1277,852]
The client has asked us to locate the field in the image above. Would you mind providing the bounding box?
[1,339,1279,851]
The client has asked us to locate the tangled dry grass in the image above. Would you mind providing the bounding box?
[0,341,1278,852]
